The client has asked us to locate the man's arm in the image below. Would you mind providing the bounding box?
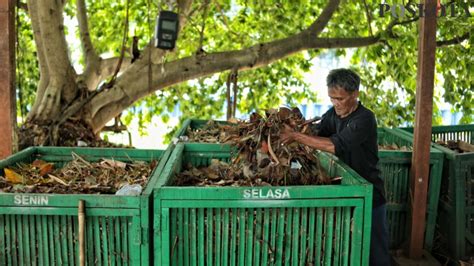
[280,124,335,154]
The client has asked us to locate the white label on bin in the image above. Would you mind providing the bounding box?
[14,195,49,205]
[243,188,290,199]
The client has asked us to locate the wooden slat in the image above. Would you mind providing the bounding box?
[307,208,316,265]
[238,209,246,265]
[17,216,24,266]
[197,208,204,266]
[86,216,94,266]
[246,208,254,266]
[170,209,177,265]
[261,209,270,266]
[299,208,308,266]
[324,208,334,266]
[183,209,189,266]
[60,216,68,266]
[221,208,229,266]
[189,208,197,266]
[315,208,323,264]
[253,208,262,266]
[229,208,237,266]
[275,208,285,264]
[215,209,221,266]
[206,208,213,266]
[108,217,116,266]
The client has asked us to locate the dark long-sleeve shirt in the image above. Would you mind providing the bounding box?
[317,102,386,207]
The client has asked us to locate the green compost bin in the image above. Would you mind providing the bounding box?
[176,119,445,251]
[397,124,474,260]
[0,146,172,266]
[173,119,231,143]
[153,143,373,266]
[377,128,444,251]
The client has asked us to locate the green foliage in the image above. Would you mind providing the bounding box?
[16,8,39,121]
[16,0,473,134]
[352,1,472,126]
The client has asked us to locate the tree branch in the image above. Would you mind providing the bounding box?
[386,17,419,38]
[78,57,132,92]
[178,0,194,31]
[307,0,341,35]
[212,0,239,37]
[437,32,469,47]
[100,58,132,79]
[76,0,100,74]
[87,34,379,131]
[378,14,467,47]
[362,0,373,36]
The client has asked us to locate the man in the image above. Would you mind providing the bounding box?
[280,68,390,266]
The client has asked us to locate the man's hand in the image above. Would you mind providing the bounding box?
[280,124,296,144]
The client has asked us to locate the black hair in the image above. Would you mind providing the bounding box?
[326,68,360,92]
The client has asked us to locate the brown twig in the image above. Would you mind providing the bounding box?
[267,134,280,165]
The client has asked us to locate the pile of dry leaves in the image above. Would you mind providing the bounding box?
[184,120,240,143]
[0,153,157,194]
[18,120,130,150]
[174,108,332,187]
[435,140,474,153]
[378,144,412,151]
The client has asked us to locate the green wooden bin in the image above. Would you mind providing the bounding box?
[397,124,474,260]
[377,128,444,251]
[0,146,172,266]
[153,143,373,266]
[176,119,444,251]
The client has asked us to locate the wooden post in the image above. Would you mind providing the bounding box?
[0,0,16,159]
[409,0,437,259]
[78,200,85,266]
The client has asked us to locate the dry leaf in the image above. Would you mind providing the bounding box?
[228,117,239,124]
[39,163,54,176]
[32,159,47,167]
[101,159,127,169]
[48,174,69,186]
[4,168,24,184]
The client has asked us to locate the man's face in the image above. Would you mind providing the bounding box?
[328,86,359,118]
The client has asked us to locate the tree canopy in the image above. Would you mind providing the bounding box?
[15,0,473,146]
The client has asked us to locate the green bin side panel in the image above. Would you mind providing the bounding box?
[399,124,474,144]
[378,153,442,250]
[165,206,355,266]
[0,214,142,266]
[438,154,474,260]
[378,153,410,250]
[154,143,373,266]
[377,128,443,251]
[378,128,414,147]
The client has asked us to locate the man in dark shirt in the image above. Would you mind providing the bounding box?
[280,68,390,266]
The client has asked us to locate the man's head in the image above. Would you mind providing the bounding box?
[326,68,360,118]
